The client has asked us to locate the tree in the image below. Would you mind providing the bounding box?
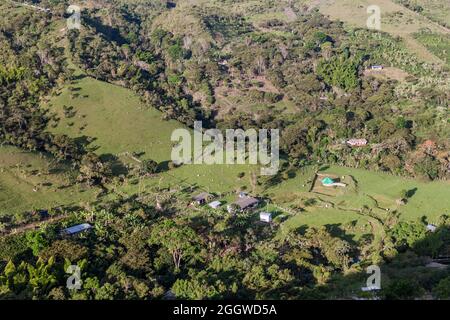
[305,227,353,271]
[119,229,152,273]
[167,44,184,61]
[316,54,361,91]
[26,231,48,256]
[0,258,58,298]
[390,221,426,248]
[227,203,240,215]
[149,220,201,270]
[40,240,88,262]
[414,155,440,180]
[77,152,112,185]
[383,279,424,300]
[433,277,450,299]
[95,283,119,300]
[140,159,159,175]
[172,270,223,299]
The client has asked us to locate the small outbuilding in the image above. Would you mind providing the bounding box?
[61,223,92,236]
[347,139,368,147]
[192,192,212,205]
[361,285,381,292]
[208,201,222,209]
[228,196,260,213]
[427,224,437,233]
[32,209,49,220]
[39,210,49,219]
[260,212,272,223]
[371,65,383,70]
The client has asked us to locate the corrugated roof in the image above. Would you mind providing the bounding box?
[234,197,259,209]
[193,192,212,201]
[208,201,221,208]
[62,223,92,235]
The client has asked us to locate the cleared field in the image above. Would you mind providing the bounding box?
[270,165,450,239]
[45,76,183,163]
[41,63,450,241]
[0,146,97,216]
[45,76,258,195]
[363,67,411,81]
[309,0,449,65]
[321,166,450,220]
[394,0,450,29]
[414,32,450,67]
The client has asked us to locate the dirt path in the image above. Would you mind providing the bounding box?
[2,213,69,236]
[403,34,444,66]
[8,0,51,12]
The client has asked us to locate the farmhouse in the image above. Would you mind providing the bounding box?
[228,196,260,213]
[260,212,272,223]
[192,192,212,205]
[61,223,92,236]
[347,139,368,147]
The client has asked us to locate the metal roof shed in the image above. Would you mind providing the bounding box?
[208,201,222,209]
[62,223,92,236]
[233,197,260,211]
[260,212,272,223]
[192,192,212,204]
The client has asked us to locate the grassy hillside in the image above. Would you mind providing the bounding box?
[309,0,449,65]
[7,0,450,230]
[269,165,450,239]
[1,0,450,300]
[45,76,182,162]
[45,75,257,195]
[0,146,97,216]
[393,0,450,28]
[414,31,450,67]
[43,76,450,241]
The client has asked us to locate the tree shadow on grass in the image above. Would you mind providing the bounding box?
[157,160,171,173]
[83,16,128,46]
[325,223,358,246]
[73,135,98,152]
[100,153,128,176]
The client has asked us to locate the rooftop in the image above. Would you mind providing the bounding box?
[234,197,259,209]
[62,223,92,235]
[193,192,212,201]
[208,201,222,208]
